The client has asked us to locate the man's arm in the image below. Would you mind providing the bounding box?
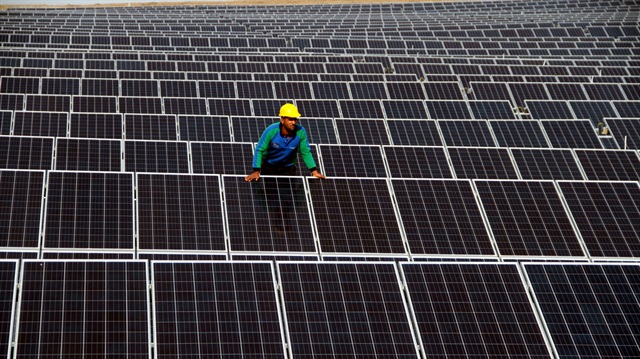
[298,128,327,179]
[246,125,276,182]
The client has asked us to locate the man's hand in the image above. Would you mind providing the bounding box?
[245,171,260,182]
[311,170,327,180]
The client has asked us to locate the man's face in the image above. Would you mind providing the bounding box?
[280,116,298,132]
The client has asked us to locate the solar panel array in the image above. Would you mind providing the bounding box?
[1,0,640,357]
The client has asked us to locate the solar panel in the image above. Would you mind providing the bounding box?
[542,119,603,149]
[568,100,617,126]
[510,148,584,180]
[13,111,67,137]
[230,116,278,143]
[158,80,198,97]
[438,120,496,147]
[177,115,231,142]
[338,99,385,119]
[386,119,443,146]
[152,261,286,358]
[383,146,453,178]
[524,263,640,358]
[612,101,640,118]
[55,138,121,171]
[382,99,429,119]
[41,77,80,95]
[348,81,388,99]
[425,100,473,119]
[252,99,289,117]
[118,97,163,114]
[295,99,341,118]
[385,82,426,100]
[335,118,390,145]
[191,142,253,175]
[125,114,177,140]
[16,260,149,357]
[73,96,118,113]
[490,120,550,147]
[620,84,640,100]
[469,82,514,103]
[237,81,275,99]
[508,83,549,108]
[474,180,584,258]
[605,118,640,149]
[120,79,159,97]
[393,179,494,256]
[0,94,24,111]
[124,141,189,173]
[401,263,552,358]
[308,178,406,255]
[0,112,9,135]
[583,83,626,100]
[163,97,209,115]
[422,82,464,100]
[274,81,313,99]
[70,113,122,139]
[0,136,53,170]
[468,100,516,119]
[208,99,252,117]
[223,176,316,253]
[278,262,419,357]
[137,174,225,252]
[557,181,640,258]
[26,94,71,112]
[574,149,640,181]
[44,172,134,250]
[318,144,387,178]
[0,260,17,357]
[525,100,574,120]
[448,147,518,179]
[0,170,44,249]
[0,77,39,94]
[545,83,588,101]
[198,80,235,98]
[311,82,350,99]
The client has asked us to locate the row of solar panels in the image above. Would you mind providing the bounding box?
[2,169,640,259]
[4,44,639,58]
[1,134,639,180]
[3,25,638,39]
[1,260,639,358]
[2,70,638,89]
[3,50,638,68]
[2,57,638,77]
[2,76,638,102]
[1,93,639,126]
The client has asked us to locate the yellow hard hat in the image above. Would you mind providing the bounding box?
[279,103,301,118]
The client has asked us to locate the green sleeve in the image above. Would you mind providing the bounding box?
[298,129,317,171]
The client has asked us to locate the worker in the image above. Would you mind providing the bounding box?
[245,103,327,182]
